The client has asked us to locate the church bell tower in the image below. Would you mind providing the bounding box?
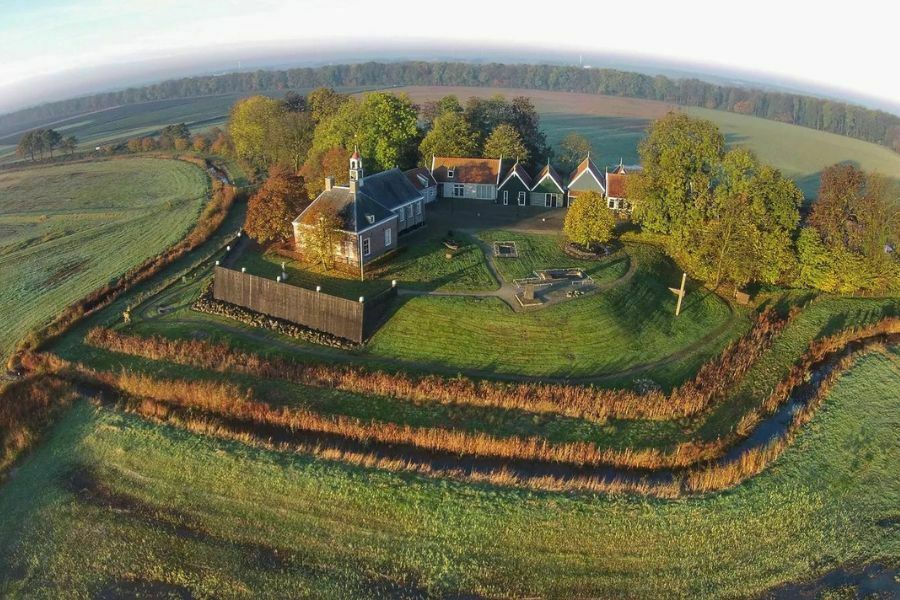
[349,147,364,185]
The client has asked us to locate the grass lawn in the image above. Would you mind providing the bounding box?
[365,244,736,379]
[476,229,630,283]
[234,225,497,301]
[0,158,208,362]
[1,346,896,598]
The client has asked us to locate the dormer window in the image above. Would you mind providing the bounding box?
[366,214,375,225]
[447,168,455,179]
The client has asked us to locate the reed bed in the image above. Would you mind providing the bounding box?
[83,369,722,470]
[0,376,77,476]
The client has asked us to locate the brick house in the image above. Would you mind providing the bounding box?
[293,150,425,267]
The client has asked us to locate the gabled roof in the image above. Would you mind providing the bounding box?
[431,156,506,185]
[498,162,533,189]
[404,167,437,191]
[606,172,628,198]
[606,162,642,198]
[532,163,565,192]
[294,187,395,234]
[357,168,423,210]
[568,156,605,191]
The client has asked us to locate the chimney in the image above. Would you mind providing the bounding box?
[324,176,334,191]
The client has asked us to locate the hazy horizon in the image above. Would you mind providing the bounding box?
[1,1,899,119]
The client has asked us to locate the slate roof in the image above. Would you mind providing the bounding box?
[294,188,395,233]
[499,162,533,188]
[404,167,437,191]
[532,163,565,192]
[431,157,507,184]
[568,156,605,190]
[357,168,424,210]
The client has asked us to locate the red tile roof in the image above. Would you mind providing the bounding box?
[404,167,437,190]
[606,172,628,198]
[431,157,505,184]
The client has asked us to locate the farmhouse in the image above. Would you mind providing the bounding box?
[292,150,425,267]
[431,156,513,201]
[496,160,533,206]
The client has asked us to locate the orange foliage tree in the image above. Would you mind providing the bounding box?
[243,166,308,245]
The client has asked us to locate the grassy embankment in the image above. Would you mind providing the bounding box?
[0,346,896,598]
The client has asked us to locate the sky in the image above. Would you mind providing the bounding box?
[0,0,898,115]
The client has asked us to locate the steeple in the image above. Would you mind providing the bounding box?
[349,146,364,185]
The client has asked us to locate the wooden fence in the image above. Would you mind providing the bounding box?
[212,266,397,343]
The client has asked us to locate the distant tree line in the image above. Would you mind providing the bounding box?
[3,62,899,152]
[123,123,230,155]
[16,129,77,161]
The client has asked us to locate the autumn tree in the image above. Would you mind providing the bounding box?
[307,87,349,124]
[301,206,342,270]
[243,165,308,245]
[158,123,190,150]
[16,131,39,160]
[275,111,315,171]
[630,112,725,234]
[418,112,480,165]
[192,134,210,153]
[483,124,529,162]
[681,148,802,288]
[299,146,351,199]
[228,96,284,173]
[798,165,900,293]
[420,95,463,129]
[210,131,232,155]
[463,95,548,167]
[557,133,592,174]
[564,191,616,248]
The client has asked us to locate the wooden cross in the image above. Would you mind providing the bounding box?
[668,272,687,317]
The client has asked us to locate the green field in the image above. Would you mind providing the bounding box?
[1,345,896,597]
[0,158,208,362]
